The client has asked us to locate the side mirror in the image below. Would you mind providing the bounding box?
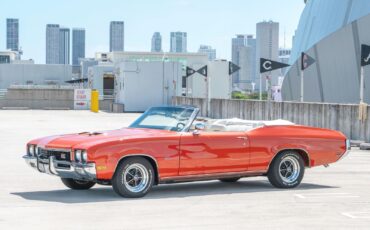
[193,123,205,135]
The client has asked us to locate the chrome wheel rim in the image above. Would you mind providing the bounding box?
[279,156,300,183]
[122,163,149,193]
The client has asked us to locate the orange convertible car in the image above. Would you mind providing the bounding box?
[24,106,350,198]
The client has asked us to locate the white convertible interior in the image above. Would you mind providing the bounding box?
[193,118,294,132]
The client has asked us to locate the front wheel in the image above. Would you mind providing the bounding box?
[267,151,305,188]
[112,157,154,198]
[61,178,96,190]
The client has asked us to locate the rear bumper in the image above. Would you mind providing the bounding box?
[338,139,351,162]
[23,155,96,181]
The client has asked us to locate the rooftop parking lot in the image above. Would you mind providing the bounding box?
[0,110,369,230]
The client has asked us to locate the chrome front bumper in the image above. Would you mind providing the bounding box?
[23,155,96,181]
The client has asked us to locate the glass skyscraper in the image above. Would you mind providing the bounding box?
[59,28,70,65]
[72,28,86,66]
[231,35,247,84]
[6,18,19,51]
[170,32,187,53]
[46,24,60,64]
[110,21,124,52]
[151,32,162,52]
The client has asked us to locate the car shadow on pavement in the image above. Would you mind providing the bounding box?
[11,179,338,204]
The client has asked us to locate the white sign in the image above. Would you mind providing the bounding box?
[74,89,91,110]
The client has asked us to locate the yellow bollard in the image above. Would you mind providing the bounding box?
[91,90,99,113]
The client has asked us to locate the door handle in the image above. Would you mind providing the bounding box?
[236,137,248,146]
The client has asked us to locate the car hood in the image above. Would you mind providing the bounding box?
[35,128,176,149]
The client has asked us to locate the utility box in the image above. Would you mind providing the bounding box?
[115,61,182,112]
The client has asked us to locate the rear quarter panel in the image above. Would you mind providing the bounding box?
[247,125,347,172]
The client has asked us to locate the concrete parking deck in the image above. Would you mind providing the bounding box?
[0,110,369,230]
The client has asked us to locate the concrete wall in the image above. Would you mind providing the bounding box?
[3,88,74,109]
[0,64,72,89]
[175,97,370,142]
[1,88,112,111]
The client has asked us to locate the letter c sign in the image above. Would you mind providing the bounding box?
[263,60,272,71]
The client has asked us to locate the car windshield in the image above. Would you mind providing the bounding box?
[129,107,196,131]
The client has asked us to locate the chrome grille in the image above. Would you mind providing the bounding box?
[37,148,71,162]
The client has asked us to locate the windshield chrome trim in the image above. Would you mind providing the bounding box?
[182,107,200,132]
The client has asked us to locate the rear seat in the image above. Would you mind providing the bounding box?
[204,118,294,132]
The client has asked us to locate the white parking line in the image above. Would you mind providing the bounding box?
[294,193,359,199]
[342,212,370,219]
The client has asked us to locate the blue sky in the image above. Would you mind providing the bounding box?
[0,0,305,64]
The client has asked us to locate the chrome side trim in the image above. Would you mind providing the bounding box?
[159,170,267,184]
[266,148,311,172]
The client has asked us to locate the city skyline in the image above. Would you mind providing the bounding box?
[0,0,305,64]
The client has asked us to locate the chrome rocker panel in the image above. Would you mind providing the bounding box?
[23,155,96,181]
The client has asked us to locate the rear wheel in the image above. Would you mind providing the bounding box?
[112,157,154,198]
[61,178,96,190]
[219,177,240,183]
[268,151,305,188]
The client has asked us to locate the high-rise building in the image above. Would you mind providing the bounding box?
[198,45,216,61]
[237,46,254,90]
[59,28,70,65]
[170,32,187,53]
[256,21,279,91]
[231,35,247,84]
[110,21,124,52]
[46,24,60,64]
[231,35,256,90]
[6,18,19,51]
[246,35,257,83]
[151,32,162,52]
[72,28,86,66]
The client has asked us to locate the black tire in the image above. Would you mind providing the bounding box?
[61,178,96,190]
[219,177,241,183]
[267,151,305,189]
[112,157,155,198]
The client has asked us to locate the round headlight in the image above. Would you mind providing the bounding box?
[28,145,35,156]
[75,150,82,162]
[82,150,88,163]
